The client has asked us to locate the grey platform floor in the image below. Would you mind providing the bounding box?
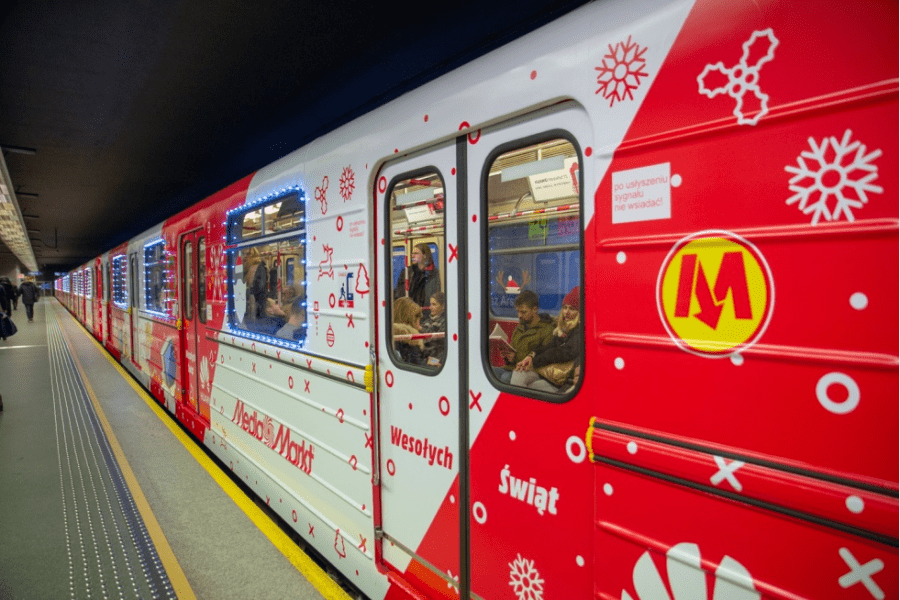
[0,299,328,600]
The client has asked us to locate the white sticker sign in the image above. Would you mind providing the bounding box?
[612,162,671,224]
[529,157,579,202]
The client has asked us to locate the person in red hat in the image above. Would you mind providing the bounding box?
[510,286,581,392]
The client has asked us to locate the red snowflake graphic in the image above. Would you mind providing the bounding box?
[595,35,648,107]
[339,166,355,201]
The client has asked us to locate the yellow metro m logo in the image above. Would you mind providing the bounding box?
[658,232,774,356]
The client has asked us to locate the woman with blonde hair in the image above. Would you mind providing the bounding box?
[392,296,425,365]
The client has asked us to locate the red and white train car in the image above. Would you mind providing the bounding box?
[58,1,898,599]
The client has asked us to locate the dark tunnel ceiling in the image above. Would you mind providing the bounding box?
[0,0,587,276]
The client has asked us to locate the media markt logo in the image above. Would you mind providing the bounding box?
[657,231,773,356]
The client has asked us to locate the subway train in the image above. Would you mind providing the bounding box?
[56,1,898,598]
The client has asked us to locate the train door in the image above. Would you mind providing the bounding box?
[375,141,462,591]
[179,229,209,437]
[463,104,592,599]
[129,252,138,365]
[83,267,91,329]
[179,229,205,419]
[105,260,113,348]
[94,262,103,339]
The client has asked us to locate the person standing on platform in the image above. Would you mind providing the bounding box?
[0,281,9,316]
[0,282,10,346]
[0,277,15,312]
[18,277,40,323]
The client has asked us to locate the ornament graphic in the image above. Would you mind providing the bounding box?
[622,543,760,600]
[339,166,355,201]
[698,29,778,126]
[509,554,544,600]
[595,35,648,106]
[785,129,883,225]
[315,176,329,215]
[326,324,335,347]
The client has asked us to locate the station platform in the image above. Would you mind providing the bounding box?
[0,299,351,600]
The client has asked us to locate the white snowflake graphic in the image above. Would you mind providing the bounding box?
[785,129,883,225]
[339,166,355,201]
[509,554,544,600]
[622,543,759,600]
[698,29,778,125]
[595,35,648,106]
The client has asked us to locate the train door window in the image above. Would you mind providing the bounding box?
[485,137,583,398]
[144,239,172,317]
[85,268,93,299]
[112,255,128,308]
[182,239,193,320]
[387,171,446,370]
[226,189,307,345]
[198,237,207,323]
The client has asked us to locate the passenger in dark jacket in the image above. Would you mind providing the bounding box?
[19,279,39,322]
[0,284,11,342]
[394,243,441,310]
[0,284,9,315]
[0,277,15,312]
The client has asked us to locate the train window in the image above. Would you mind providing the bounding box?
[183,239,193,320]
[112,255,128,309]
[85,268,93,299]
[387,171,446,371]
[285,258,295,287]
[144,239,174,317]
[484,137,583,398]
[226,189,307,346]
[198,237,207,323]
[241,209,262,241]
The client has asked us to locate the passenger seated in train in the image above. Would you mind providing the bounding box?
[276,297,306,341]
[493,290,554,384]
[243,247,268,324]
[392,297,426,365]
[510,286,581,392]
[393,243,441,309]
[254,298,287,335]
[421,291,446,367]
